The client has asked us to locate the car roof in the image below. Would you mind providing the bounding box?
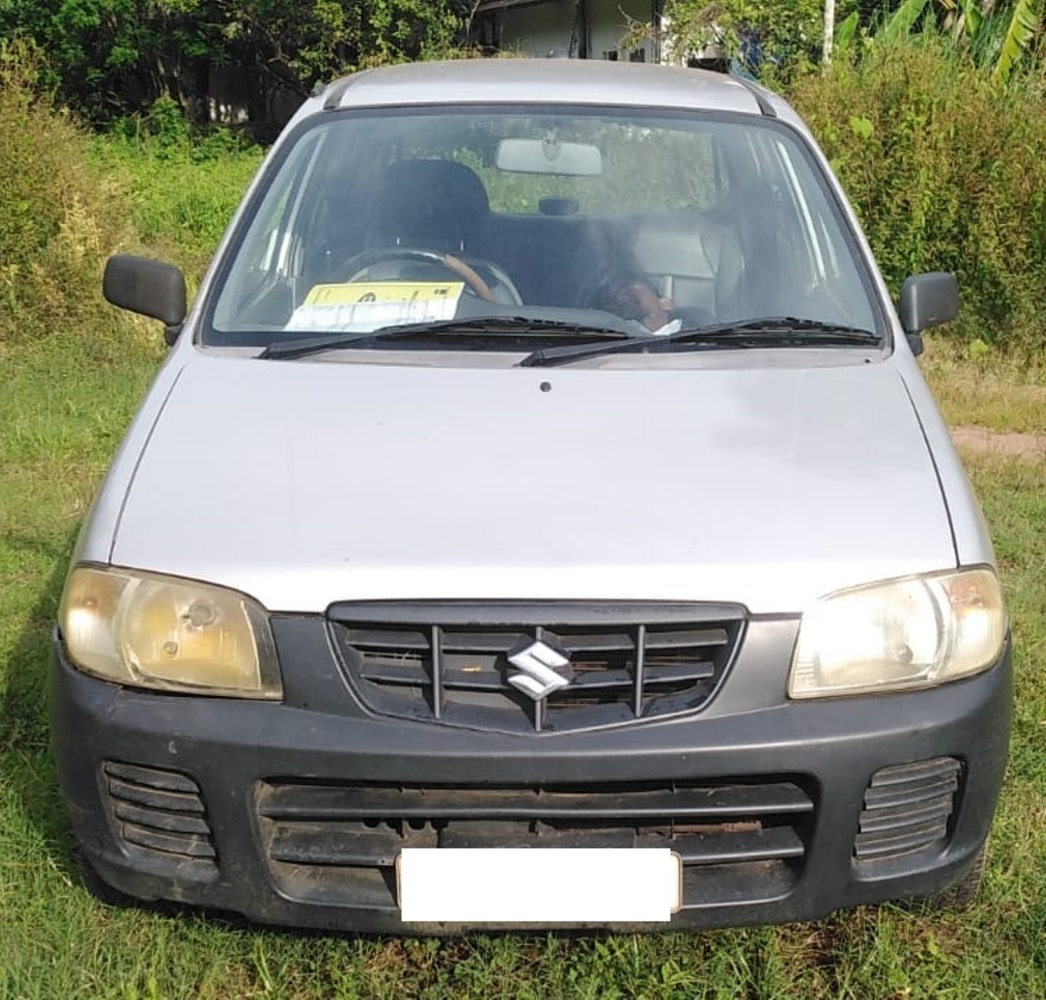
[309,59,783,118]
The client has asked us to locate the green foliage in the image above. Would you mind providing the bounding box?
[143,94,191,148]
[969,337,992,360]
[834,10,860,55]
[992,0,1043,83]
[878,0,932,44]
[0,40,134,346]
[93,130,262,279]
[855,0,1045,83]
[789,35,1046,347]
[0,0,477,124]
[659,0,861,71]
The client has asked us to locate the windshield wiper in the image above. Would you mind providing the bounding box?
[258,316,633,360]
[519,317,882,368]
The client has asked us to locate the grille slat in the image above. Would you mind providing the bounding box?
[258,781,814,822]
[853,757,961,864]
[106,776,206,815]
[358,663,711,691]
[331,603,744,734]
[103,761,201,793]
[265,821,805,868]
[854,820,950,859]
[863,774,959,810]
[856,795,955,834]
[114,801,213,835]
[122,823,217,859]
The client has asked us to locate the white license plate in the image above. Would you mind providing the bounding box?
[397,848,682,923]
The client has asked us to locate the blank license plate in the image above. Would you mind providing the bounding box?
[397,848,682,923]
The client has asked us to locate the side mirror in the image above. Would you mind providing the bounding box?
[103,254,187,346]
[898,272,959,357]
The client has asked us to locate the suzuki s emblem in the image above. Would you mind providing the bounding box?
[507,639,572,701]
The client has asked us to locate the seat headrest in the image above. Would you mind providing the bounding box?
[372,159,490,249]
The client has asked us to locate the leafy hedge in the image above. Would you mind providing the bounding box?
[0,45,133,346]
[788,37,1046,346]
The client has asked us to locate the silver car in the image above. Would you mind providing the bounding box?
[53,59,1011,931]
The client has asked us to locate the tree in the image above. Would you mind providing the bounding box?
[0,0,476,125]
[835,0,1044,83]
[656,0,861,73]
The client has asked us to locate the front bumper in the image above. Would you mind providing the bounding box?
[51,617,1012,933]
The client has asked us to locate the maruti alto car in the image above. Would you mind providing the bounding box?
[52,59,1011,931]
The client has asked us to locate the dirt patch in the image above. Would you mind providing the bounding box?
[951,425,1046,459]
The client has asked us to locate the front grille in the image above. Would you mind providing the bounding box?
[853,757,962,863]
[329,602,745,733]
[255,778,814,912]
[101,761,218,877]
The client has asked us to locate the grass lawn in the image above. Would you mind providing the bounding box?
[2,326,1045,998]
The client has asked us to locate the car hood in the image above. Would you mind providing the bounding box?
[110,353,955,614]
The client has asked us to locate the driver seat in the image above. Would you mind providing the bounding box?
[369,159,491,253]
[363,159,520,303]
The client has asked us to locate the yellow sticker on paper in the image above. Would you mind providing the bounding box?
[304,282,465,306]
[288,281,466,333]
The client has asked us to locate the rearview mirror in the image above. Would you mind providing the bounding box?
[104,254,187,346]
[496,138,603,176]
[898,272,959,356]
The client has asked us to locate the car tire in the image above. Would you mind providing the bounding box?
[907,843,988,913]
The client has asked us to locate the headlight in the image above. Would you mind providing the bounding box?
[59,566,282,699]
[789,568,1006,699]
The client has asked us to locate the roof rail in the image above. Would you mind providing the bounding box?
[734,76,777,118]
[322,70,376,111]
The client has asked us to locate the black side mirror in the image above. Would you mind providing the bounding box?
[898,272,959,357]
[103,254,187,346]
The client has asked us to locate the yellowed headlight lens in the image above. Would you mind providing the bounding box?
[789,568,1006,699]
[59,566,282,699]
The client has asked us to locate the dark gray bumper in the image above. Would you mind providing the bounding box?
[50,618,1012,934]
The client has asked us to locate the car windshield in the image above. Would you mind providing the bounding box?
[206,105,881,352]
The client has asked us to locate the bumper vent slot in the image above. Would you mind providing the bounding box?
[329,602,744,733]
[102,761,218,875]
[854,757,961,862]
[255,777,814,912]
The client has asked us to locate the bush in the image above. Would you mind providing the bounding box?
[788,38,1046,348]
[0,42,135,346]
[0,49,261,348]
[94,123,263,280]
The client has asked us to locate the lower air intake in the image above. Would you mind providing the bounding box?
[255,777,814,912]
[102,760,218,878]
[854,757,961,863]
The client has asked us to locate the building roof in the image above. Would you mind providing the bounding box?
[312,59,780,119]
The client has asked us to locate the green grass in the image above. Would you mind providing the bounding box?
[2,327,1046,997]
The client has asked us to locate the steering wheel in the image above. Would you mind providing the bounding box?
[341,247,523,306]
